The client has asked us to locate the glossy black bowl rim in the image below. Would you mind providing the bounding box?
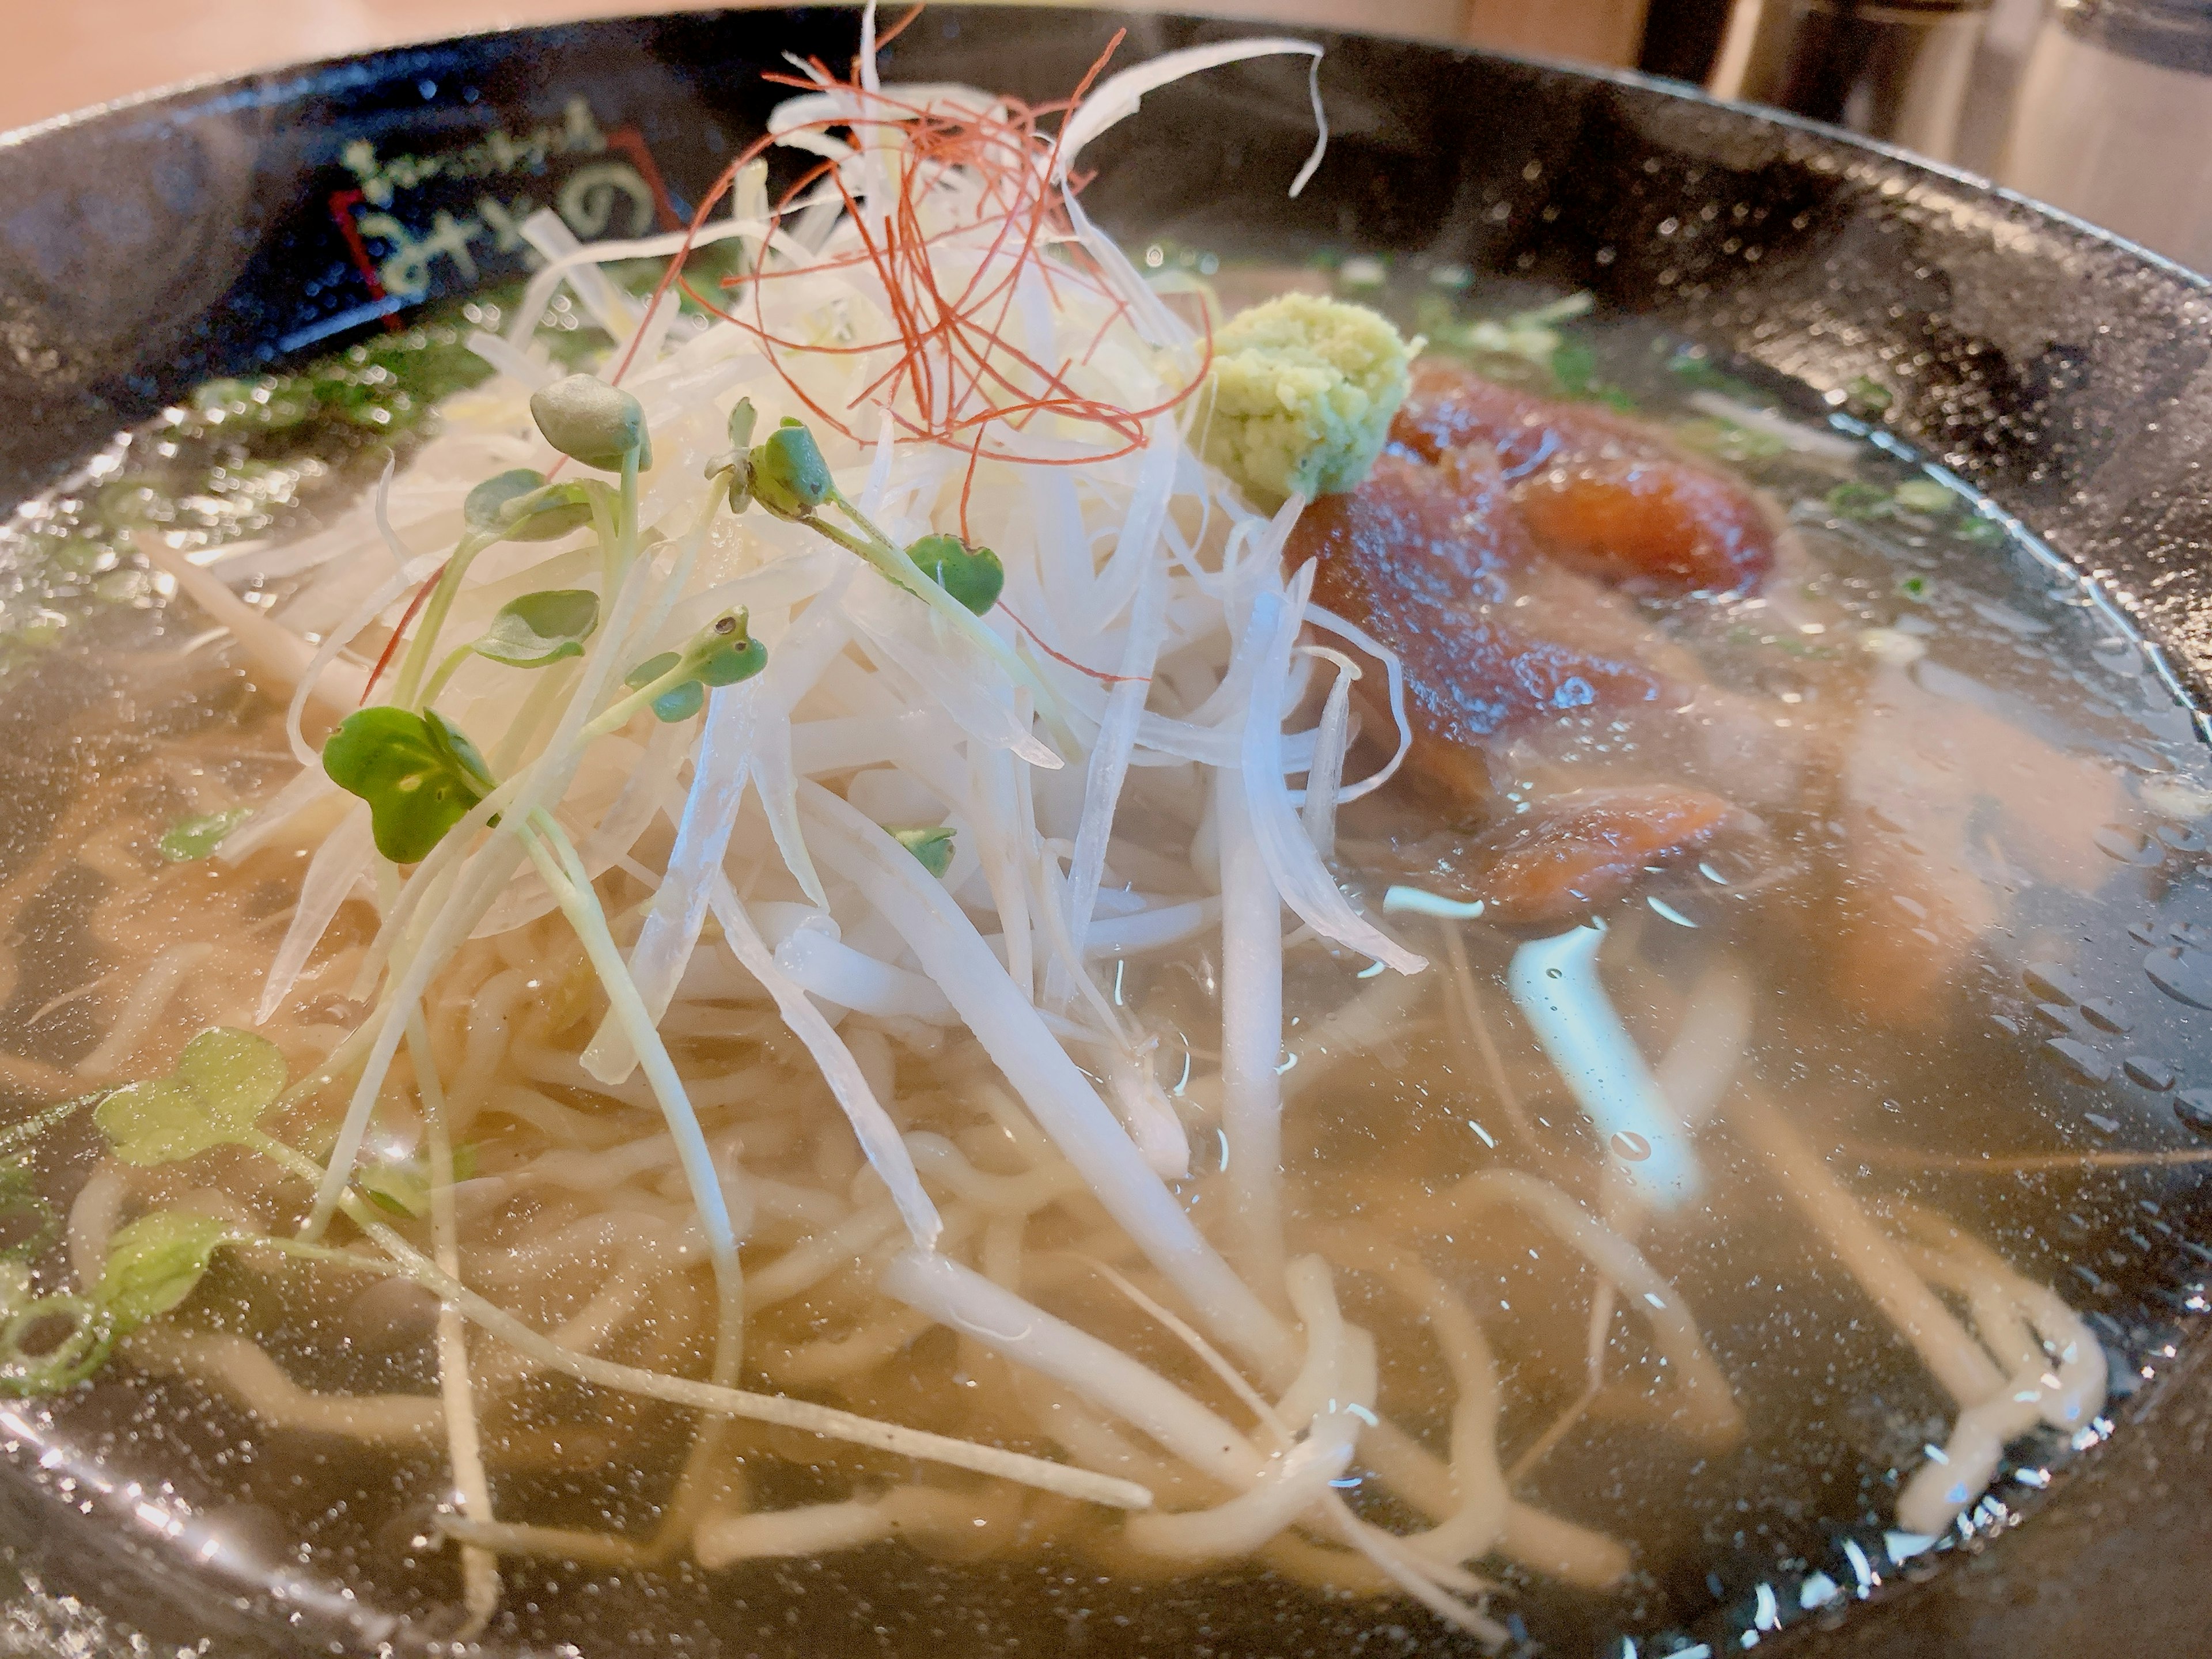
[0,10,2205,1659]
[8,2,2206,294]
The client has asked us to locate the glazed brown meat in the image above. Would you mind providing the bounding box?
[1369,785,1744,929]
[1391,361,1776,594]
[1464,785,1741,926]
[1290,358,1783,919]
[1298,450,1668,805]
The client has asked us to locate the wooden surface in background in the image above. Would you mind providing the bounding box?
[1465,0,1650,66]
[6,1,1648,134]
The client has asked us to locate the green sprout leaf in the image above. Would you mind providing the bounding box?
[474,589,600,669]
[158,808,248,862]
[908,535,1006,616]
[464,469,544,533]
[323,706,495,864]
[708,453,756,513]
[751,420,834,520]
[1825,481,1891,521]
[529,374,652,472]
[359,1143,476,1219]
[698,638,768,687]
[1550,338,1598,397]
[94,1212,230,1332]
[0,1264,112,1396]
[1674,417,1786,464]
[704,398,761,513]
[620,613,767,724]
[694,611,768,688]
[1897,574,1929,601]
[1665,349,1764,404]
[463,469,594,543]
[94,1028,287,1168]
[0,1159,58,1263]
[625,653,704,723]
[889,825,957,878]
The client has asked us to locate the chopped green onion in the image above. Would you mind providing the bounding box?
[158,808,248,862]
[1846,374,1894,413]
[1892,479,1955,514]
[361,1143,476,1219]
[889,825,957,878]
[0,1271,112,1396]
[1825,481,1890,520]
[1666,349,1765,404]
[0,1159,58,1263]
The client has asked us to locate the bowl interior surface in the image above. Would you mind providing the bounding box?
[0,9,2207,1656]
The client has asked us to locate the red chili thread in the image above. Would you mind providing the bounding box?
[328,190,406,334]
[361,566,444,704]
[959,421,986,544]
[1001,603,1149,685]
[605,127,685,232]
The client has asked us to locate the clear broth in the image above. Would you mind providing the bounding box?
[0,266,2206,1657]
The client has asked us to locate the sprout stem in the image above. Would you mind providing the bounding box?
[809,487,1058,718]
[615,448,639,582]
[585,657,703,738]
[409,1004,502,1634]
[393,532,495,710]
[0,1090,110,1158]
[516,809,744,1391]
[1215,768,1286,1294]
[417,642,477,713]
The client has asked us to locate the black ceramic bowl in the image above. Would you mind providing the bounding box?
[0,7,2208,1657]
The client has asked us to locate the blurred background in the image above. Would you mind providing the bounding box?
[12,0,2209,271]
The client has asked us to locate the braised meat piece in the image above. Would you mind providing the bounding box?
[1367,784,1749,929]
[1391,361,1775,594]
[1287,358,1790,923]
[1298,450,1668,805]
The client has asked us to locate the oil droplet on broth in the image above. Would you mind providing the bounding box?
[2080,997,2132,1035]
[2096,825,2164,866]
[2124,1055,2177,1091]
[2145,948,2212,1010]
[2046,1037,2114,1085]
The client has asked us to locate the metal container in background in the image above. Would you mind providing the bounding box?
[2001,0,2212,273]
[1709,0,1994,160]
